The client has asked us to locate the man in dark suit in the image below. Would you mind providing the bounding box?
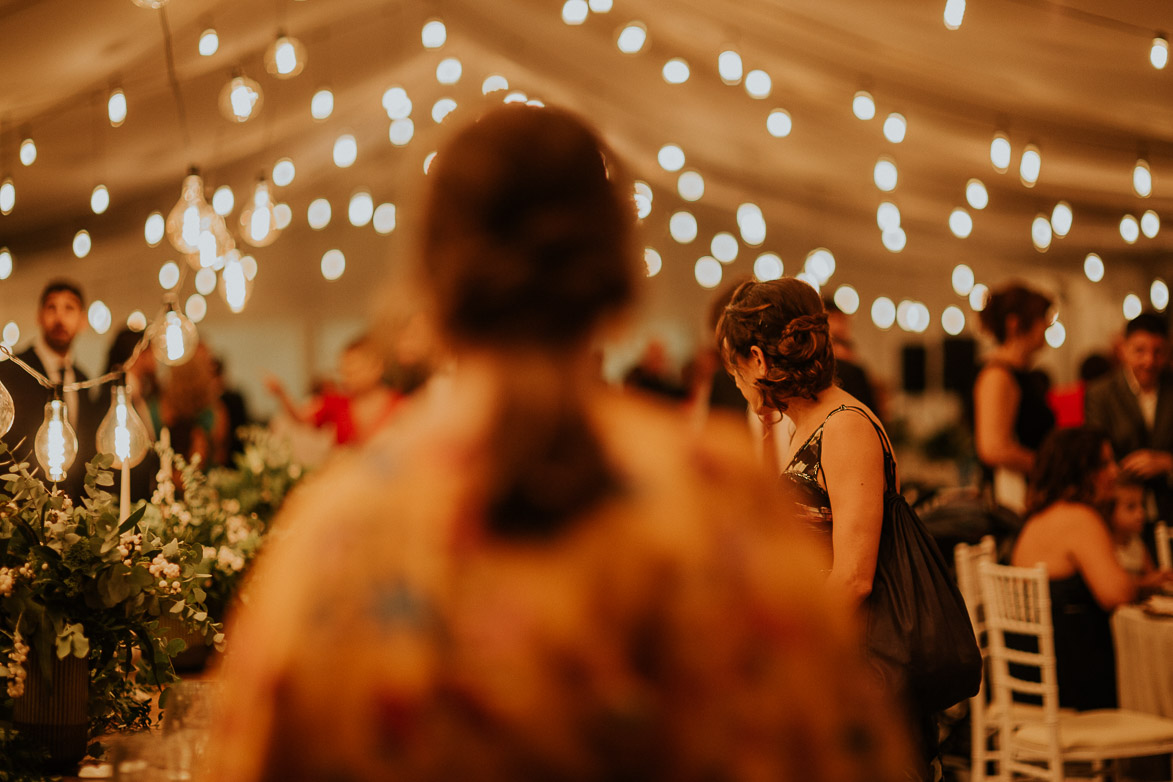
[0,279,102,499]
[1085,311,1173,522]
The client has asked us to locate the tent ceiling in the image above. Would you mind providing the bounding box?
[0,0,1170,335]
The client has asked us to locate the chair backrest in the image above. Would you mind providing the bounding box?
[954,536,997,640]
[1156,521,1171,572]
[978,561,1062,721]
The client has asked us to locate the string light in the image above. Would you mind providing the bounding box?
[0,378,12,438]
[186,294,207,323]
[35,399,77,483]
[1051,201,1072,237]
[1152,35,1169,69]
[421,20,447,49]
[436,58,463,85]
[90,185,110,215]
[754,253,783,281]
[852,91,876,120]
[165,172,221,255]
[1120,214,1140,244]
[321,249,346,280]
[948,208,973,238]
[431,98,458,123]
[482,75,509,94]
[871,297,896,330]
[990,132,1011,173]
[874,158,898,191]
[149,302,199,365]
[108,88,128,127]
[389,118,415,146]
[883,113,906,143]
[833,285,859,314]
[308,199,332,230]
[711,232,739,263]
[881,227,906,252]
[718,50,743,84]
[562,0,589,25]
[1123,293,1143,320]
[211,185,234,216]
[1083,253,1104,282]
[158,261,181,290]
[633,181,652,219]
[1031,214,1052,251]
[73,230,92,258]
[333,135,358,168]
[767,110,792,138]
[805,248,836,284]
[0,248,12,279]
[942,306,966,335]
[1,178,15,214]
[219,73,264,123]
[877,202,901,231]
[239,178,281,247]
[1152,279,1169,311]
[657,144,685,172]
[87,301,112,334]
[264,34,306,79]
[737,202,766,245]
[219,251,255,313]
[198,28,219,56]
[1141,210,1160,238]
[694,256,723,289]
[95,385,149,469]
[969,283,989,311]
[19,138,36,166]
[272,158,296,187]
[677,171,704,201]
[616,23,647,53]
[373,203,397,235]
[744,70,771,98]
[1019,144,1041,187]
[1133,159,1152,198]
[965,179,988,209]
[943,0,965,30]
[195,268,217,295]
[348,191,374,227]
[127,311,147,331]
[311,88,334,120]
[644,248,662,277]
[952,264,975,296]
[662,59,690,84]
[669,211,698,243]
[1045,319,1066,348]
[144,212,165,246]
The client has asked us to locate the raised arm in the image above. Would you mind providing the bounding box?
[1068,507,1137,609]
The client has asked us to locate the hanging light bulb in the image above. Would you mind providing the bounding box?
[165,171,218,255]
[130,0,169,8]
[0,378,12,438]
[1152,35,1169,69]
[239,178,281,247]
[264,33,306,79]
[219,72,264,123]
[219,251,255,313]
[1133,159,1153,198]
[95,385,149,469]
[1,177,15,215]
[19,138,36,166]
[108,88,128,127]
[149,302,199,366]
[34,399,78,484]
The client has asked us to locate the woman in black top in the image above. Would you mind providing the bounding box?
[973,283,1056,513]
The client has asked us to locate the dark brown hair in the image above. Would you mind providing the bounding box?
[978,282,1051,344]
[716,278,835,412]
[1025,427,1112,517]
[419,106,636,538]
[40,279,84,308]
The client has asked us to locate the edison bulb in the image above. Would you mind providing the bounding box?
[1,178,15,215]
[0,379,12,438]
[19,138,36,166]
[165,172,218,255]
[108,88,128,127]
[34,400,78,483]
[149,306,199,366]
[264,34,306,79]
[96,385,150,469]
[219,251,254,314]
[239,179,280,247]
[219,74,264,123]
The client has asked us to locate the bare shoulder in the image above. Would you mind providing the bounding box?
[975,363,1016,393]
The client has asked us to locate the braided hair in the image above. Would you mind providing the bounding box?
[716,279,835,412]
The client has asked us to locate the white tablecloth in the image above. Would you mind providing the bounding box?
[1113,605,1173,717]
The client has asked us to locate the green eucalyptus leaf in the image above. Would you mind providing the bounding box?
[117,505,147,536]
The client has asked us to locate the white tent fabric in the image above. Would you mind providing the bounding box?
[0,0,1169,403]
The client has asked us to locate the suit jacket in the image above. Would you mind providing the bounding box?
[0,346,102,500]
[1085,369,1173,519]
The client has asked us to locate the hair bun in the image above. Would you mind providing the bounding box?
[777,312,829,364]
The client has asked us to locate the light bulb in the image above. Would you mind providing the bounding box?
[616,23,647,54]
[212,185,234,216]
[1133,159,1153,198]
[34,400,78,483]
[943,0,965,30]
[1,177,15,215]
[311,88,334,120]
[19,138,36,166]
[149,304,198,366]
[718,50,743,84]
[333,135,357,168]
[265,34,306,79]
[219,251,254,313]
[108,88,128,127]
[0,379,13,437]
[1152,35,1169,69]
[91,184,110,215]
[0,247,12,279]
[165,172,218,254]
[199,28,219,56]
[239,179,280,247]
[145,212,165,246]
[1051,201,1072,237]
[1019,144,1041,187]
[130,0,168,8]
[852,91,876,120]
[219,74,264,123]
[96,385,149,468]
[990,132,1011,173]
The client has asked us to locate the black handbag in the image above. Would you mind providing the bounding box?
[855,410,983,713]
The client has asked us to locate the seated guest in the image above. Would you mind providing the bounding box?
[208,106,911,782]
[1111,475,1154,577]
[1012,428,1135,710]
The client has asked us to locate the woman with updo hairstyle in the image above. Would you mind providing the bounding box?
[718,278,941,775]
[207,106,912,782]
[973,282,1055,513]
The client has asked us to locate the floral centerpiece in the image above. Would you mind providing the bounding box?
[0,446,218,770]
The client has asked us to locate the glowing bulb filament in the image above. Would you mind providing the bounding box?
[275,41,297,74]
[47,418,66,481]
[166,320,184,361]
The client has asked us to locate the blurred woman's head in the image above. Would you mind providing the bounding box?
[1027,427,1117,517]
[978,283,1052,348]
[716,278,834,413]
[419,105,637,353]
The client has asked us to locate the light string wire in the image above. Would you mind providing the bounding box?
[0,330,151,392]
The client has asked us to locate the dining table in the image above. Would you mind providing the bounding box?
[1113,602,1173,718]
